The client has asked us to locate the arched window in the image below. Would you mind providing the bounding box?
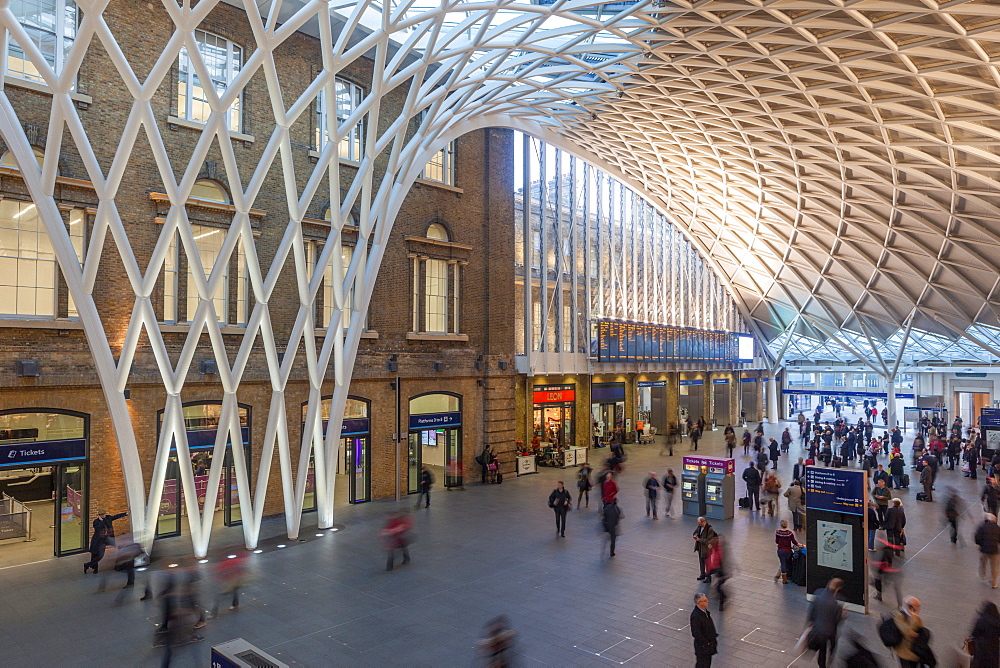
[190,180,230,203]
[426,223,449,241]
[0,148,46,171]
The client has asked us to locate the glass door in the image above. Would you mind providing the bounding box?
[444,429,462,488]
[407,432,421,494]
[346,436,370,503]
[157,457,181,538]
[223,446,251,526]
[56,464,87,556]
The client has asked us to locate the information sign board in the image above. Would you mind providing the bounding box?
[805,467,865,515]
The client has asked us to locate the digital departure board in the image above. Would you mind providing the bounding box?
[595,319,753,364]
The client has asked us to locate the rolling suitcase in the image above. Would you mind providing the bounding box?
[738,497,751,509]
[901,473,910,489]
[790,552,807,586]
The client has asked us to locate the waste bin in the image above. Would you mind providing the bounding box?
[211,638,288,668]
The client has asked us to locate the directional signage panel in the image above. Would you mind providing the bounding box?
[805,467,865,515]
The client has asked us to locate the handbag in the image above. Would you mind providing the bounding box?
[899,531,907,546]
[488,462,498,471]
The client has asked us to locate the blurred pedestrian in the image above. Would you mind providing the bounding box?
[663,469,677,517]
[725,429,736,458]
[210,553,247,618]
[945,488,965,545]
[871,541,902,606]
[806,578,844,668]
[382,510,412,571]
[415,465,433,508]
[705,535,727,610]
[884,498,906,556]
[602,499,622,557]
[969,601,1000,668]
[867,500,880,551]
[693,517,716,581]
[548,481,571,537]
[891,596,934,668]
[974,513,1000,589]
[983,478,999,517]
[576,462,592,509]
[479,615,516,668]
[762,472,781,517]
[690,592,718,667]
[644,472,660,518]
[157,572,204,667]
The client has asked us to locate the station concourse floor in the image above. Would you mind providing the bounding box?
[2,421,996,667]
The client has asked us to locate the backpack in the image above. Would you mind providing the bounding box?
[878,614,903,648]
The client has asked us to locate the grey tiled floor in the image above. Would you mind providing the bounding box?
[1,421,995,667]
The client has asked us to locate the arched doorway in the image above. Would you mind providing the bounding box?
[300,396,371,510]
[407,392,462,490]
[0,409,89,558]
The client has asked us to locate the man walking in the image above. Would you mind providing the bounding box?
[742,462,762,511]
[806,578,844,668]
[889,453,905,489]
[602,500,622,557]
[693,517,716,581]
[975,513,1000,589]
[983,477,999,517]
[83,509,128,574]
[768,438,780,470]
[415,466,433,508]
[548,481,571,537]
[690,593,718,668]
[644,472,660,518]
[662,469,677,517]
[873,479,892,524]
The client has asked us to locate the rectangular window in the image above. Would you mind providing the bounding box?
[235,236,249,326]
[7,0,77,84]
[323,244,354,330]
[424,258,448,333]
[66,208,84,317]
[0,200,55,316]
[315,79,365,161]
[562,302,572,352]
[418,111,455,185]
[187,224,227,324]
[178,29,243,132]
[164,230,177,322]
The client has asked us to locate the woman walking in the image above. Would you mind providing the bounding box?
[762,472,781,516]
[774,520,802,584]
[970,601,1000,668]
[783,480,804,530]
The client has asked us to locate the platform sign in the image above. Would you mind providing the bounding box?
[804,467,868,613]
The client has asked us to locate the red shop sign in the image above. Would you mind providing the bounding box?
[534,388,576,403]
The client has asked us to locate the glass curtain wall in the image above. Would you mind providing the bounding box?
[513,132,748,356]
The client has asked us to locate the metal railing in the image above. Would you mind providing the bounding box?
[0,493,31,542]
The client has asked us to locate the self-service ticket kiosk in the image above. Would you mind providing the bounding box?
[681,456,706,517]
[683,456,735,518]
[704,458,736,520]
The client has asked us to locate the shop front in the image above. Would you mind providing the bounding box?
[637,380,667,435]
[532,384,576,448]
[740,375,759,422]
[408,393,463,490]
[679,378,704,426]
[0,410,88,557]
[591,382,626,441]
[156,402,251,539]
[300,396,371,511]
[712,378,731,426]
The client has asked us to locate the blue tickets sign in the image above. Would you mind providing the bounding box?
[409,412,462,430]
[805,467,865,515]
[0,438,86,466]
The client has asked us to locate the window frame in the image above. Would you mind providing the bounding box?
[6,0,78,86]
[177,29,244,133]
[315,78,366,162]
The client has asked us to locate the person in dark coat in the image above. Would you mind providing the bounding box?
[883,498,906,555]
[970,601,1000,668]
[742,462,762,511]
[602,500,622,557]
[83,509,128,574]
[690,592,718,667]
[548,481,571,537]
[806,578,845,668]
[974,514,1000,589]
[768,438,780,470]
[415,466,433,508]
[693,517,717,581]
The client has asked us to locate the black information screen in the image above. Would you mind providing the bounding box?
[595,318,749,364]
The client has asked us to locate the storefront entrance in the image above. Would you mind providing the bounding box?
[679,379,704,427]
[301,397,371,511]
[408,393,463,490]
[956,391,991,428]
[638,381,667,434]
[155,403,250,539]
[592,382,625,440]
[532,384,576,447]
[0,410,88,561]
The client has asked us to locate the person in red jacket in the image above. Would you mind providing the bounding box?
[601,471,619,504]
[382,510,413,571]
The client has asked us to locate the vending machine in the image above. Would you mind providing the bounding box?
[681,456,706,517]
[704,458,736,520]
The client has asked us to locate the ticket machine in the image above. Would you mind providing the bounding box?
[681,457,706,517]
[704,458,736,520]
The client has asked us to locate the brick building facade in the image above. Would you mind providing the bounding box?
[0,0,516,559]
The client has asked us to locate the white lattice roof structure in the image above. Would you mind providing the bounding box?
[4,0,999,553]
